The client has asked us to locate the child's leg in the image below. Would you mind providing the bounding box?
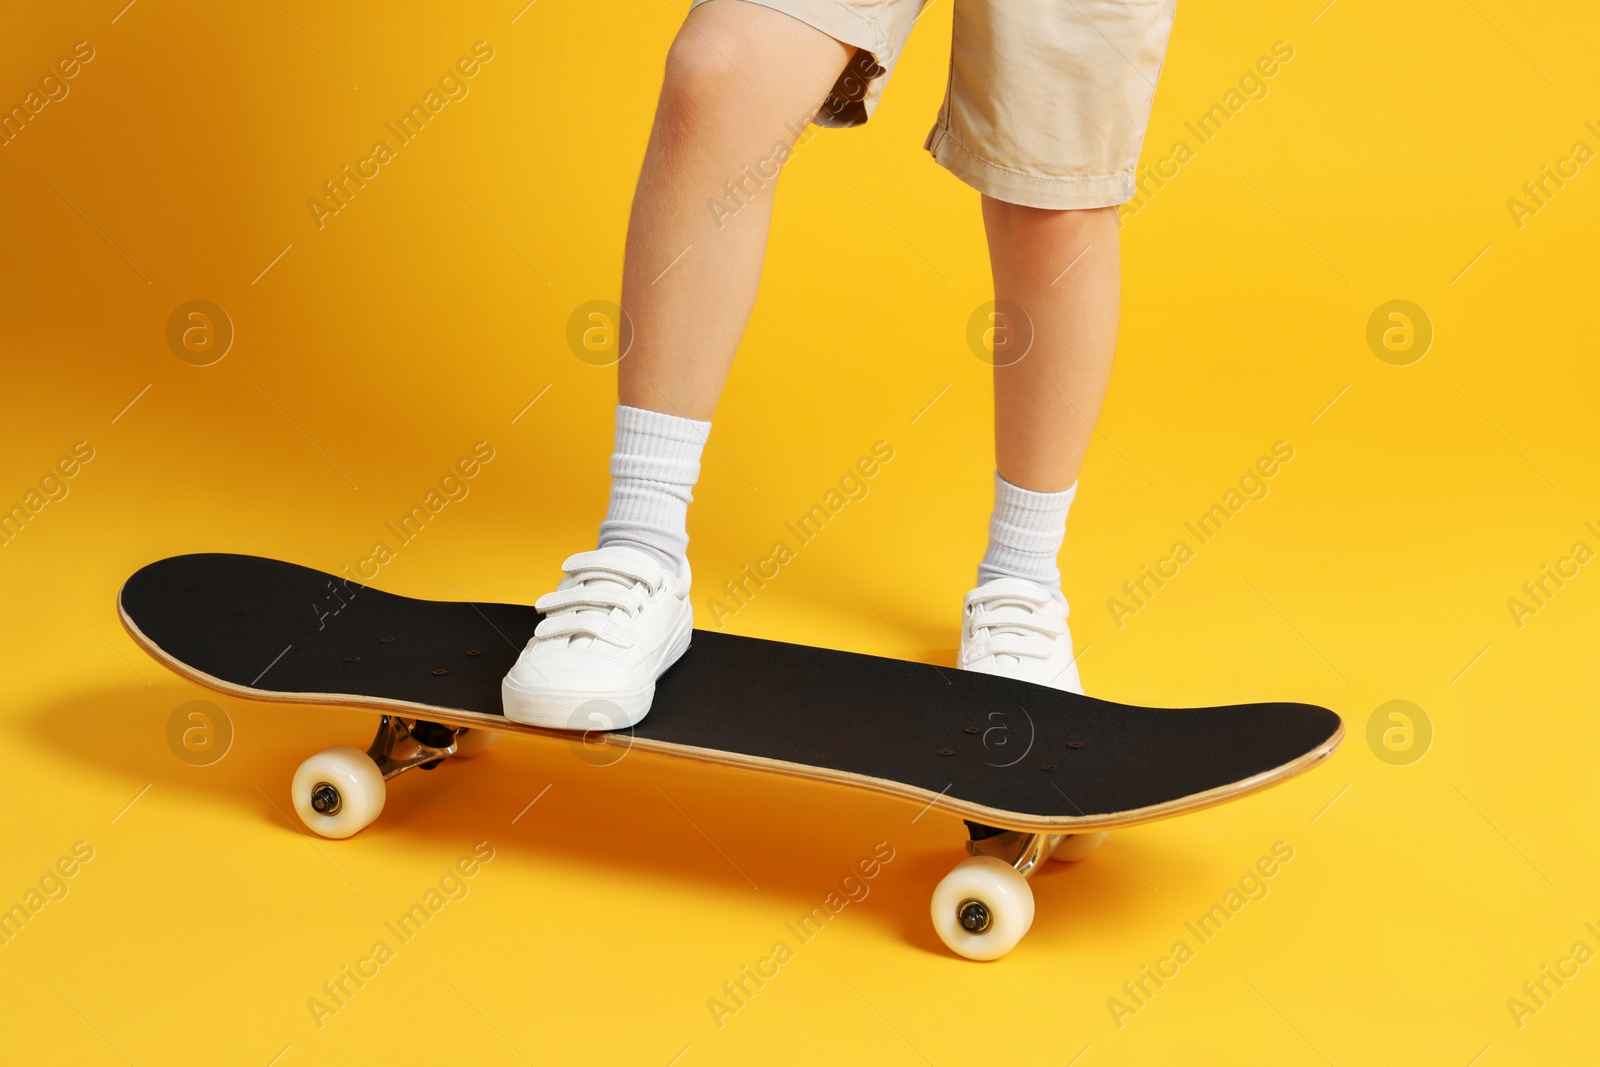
[618,1,854,420]
[948,0,1172,700]
[595,2,854,579]
[984,201,1120,496]
[961,203,1117,696]
[503,3,854,729]
[972,202,1117,602]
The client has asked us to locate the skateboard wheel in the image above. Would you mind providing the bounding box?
[291,746,386,839]
[930,856,1034,961]
[1050,831,1108,862]
[451,729,501,758]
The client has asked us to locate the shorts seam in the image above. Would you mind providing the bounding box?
[709,0,887,54]
[812,0,888,52]
[932,125,1134,187]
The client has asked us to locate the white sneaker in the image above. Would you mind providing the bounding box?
[502,547,692,730]
[958,578,1083,694]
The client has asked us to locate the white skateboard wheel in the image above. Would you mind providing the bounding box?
[1050,831,1108,862]
[451,728,500,758]
[292,745,386,839]
[930,856,1035,961]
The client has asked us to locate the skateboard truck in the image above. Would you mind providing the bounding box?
[958,831,1057,936]
[302,716,462,819]
[928,824,1111,955]
[965,827,1061,879]
[363,715,461,779]
[287,716,502,839]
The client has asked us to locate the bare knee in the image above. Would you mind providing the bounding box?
[662,33,739,105]
[656,4,852,135]
[658,20,754,129]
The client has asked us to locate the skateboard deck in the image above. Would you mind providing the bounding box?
[119,553,1342,833]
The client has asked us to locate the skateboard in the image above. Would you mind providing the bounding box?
[119,553,1343,960]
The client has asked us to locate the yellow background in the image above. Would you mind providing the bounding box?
[3,0,1598,1062]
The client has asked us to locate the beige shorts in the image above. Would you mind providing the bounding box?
[689,0,1177,209]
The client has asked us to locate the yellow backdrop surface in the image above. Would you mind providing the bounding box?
[3,0,1598,1062]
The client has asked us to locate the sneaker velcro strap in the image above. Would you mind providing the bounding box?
[561,550,664,590]
[971,607,1066,637]
[535,586,641,616]
[964,580,1052,609]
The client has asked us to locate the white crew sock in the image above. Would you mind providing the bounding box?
[596,404,711,582]
[976,473,1076,601]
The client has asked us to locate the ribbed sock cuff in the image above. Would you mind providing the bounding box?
[977,473,1076,596]
[598,405,712,580]
[608,403,711,487]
